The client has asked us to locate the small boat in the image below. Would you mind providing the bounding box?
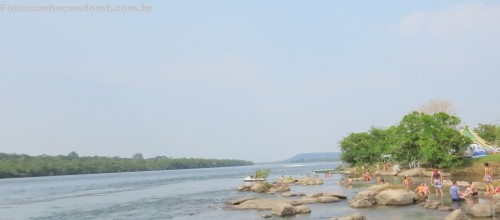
[243,176,266,182]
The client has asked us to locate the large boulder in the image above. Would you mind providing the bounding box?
[293,205,311,214]
[375,170,398,176]
[495,200,500,213]
[472,182,486,190]
[466,204,493,218]
[268,184,290,193]
[375,190,419,206]
[444,209,467,220]
[271,203,295,217]
[251,183,268,193]
[349,190,377,208]
[330,213,366,220]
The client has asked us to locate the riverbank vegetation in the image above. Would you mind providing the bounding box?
[340,111,475,168]
[0,152,253,179]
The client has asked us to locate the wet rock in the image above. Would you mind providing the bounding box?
[293,205,311,214]
[466,204,493,218]
[271,203,295,216]
[225,197,256,205]
[422,200,441,209]
[397,168,424,177]
[444,209,467,220]
[318,196,340,203]
[472,182,486,190]
[324,192,348,199]
[233,198,285,210]
[297,177,324,185]
[251,183,268,193]
[330,213,366,220]
[281,192,305,197]
[349,190,377,208]
[438,206,453,212]
[375,189,419,206]
[290,198,318,205]
[261,213,272,218]
[306,192,324,198]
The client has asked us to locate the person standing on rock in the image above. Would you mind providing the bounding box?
[431,168,443,197]
[484,162,495,195]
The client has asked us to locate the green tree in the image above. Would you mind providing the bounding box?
[67,151,79,160]
[473,124,500,144]
[394,112,470,168]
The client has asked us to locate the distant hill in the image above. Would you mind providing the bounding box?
[281,152,341,163]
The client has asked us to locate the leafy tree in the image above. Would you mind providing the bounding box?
[67,151,79,160]
[393,112,470,168]
[255,169,271,179]
[473,124,500,144]
[132,153,144,160]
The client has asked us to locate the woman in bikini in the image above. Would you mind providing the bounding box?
[484,162,495,195]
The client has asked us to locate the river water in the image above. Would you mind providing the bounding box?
[0,162,493,219]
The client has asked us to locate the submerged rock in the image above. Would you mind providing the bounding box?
[466,204,493,218]
[444,209,467,220]
[271,203,295,217]
[330,213,366,220]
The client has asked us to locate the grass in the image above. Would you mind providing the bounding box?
[461,154,500,167]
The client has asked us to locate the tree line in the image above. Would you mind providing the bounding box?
[0,152,254,179]
[339,111,479,168]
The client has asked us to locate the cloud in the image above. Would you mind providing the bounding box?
[397,2,500,39]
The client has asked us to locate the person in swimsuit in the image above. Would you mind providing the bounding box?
[463,181,478,197]
[484,162,495,194]
[431,168,443,197]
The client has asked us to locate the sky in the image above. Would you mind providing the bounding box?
[1,1,500,162]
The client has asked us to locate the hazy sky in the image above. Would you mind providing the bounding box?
[1,1,499,162]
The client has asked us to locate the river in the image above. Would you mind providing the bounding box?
[0,162,491,219]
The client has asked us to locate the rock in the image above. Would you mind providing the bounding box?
[268,185,290,193]
[492,193,500,201]
[349,190,377,208]
[237,185,251,191]
[456,181,469,187]
[291,198,319,205]
[271,203,295,216]
[438,206,453,212]
[422,200,441,209]
[472,182,486,190]
[307,192,324,198]
[225,197,256,205]
[466,204,493,218]
[495,200,500,213]
[261,213,272,218]
[318,196,340,203]
[293,205,311,214]
[233,198,286,210]
[281,192,305,197]
[297,177,324,185]
[444,209,467,220]
[251,183,268,193]
[425,200,440,209]
[397,168,425,177]
[324,192,348,199]
[330,213,366,220]
[375,189,419,206]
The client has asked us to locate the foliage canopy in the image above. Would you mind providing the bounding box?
[339,112,471,168]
